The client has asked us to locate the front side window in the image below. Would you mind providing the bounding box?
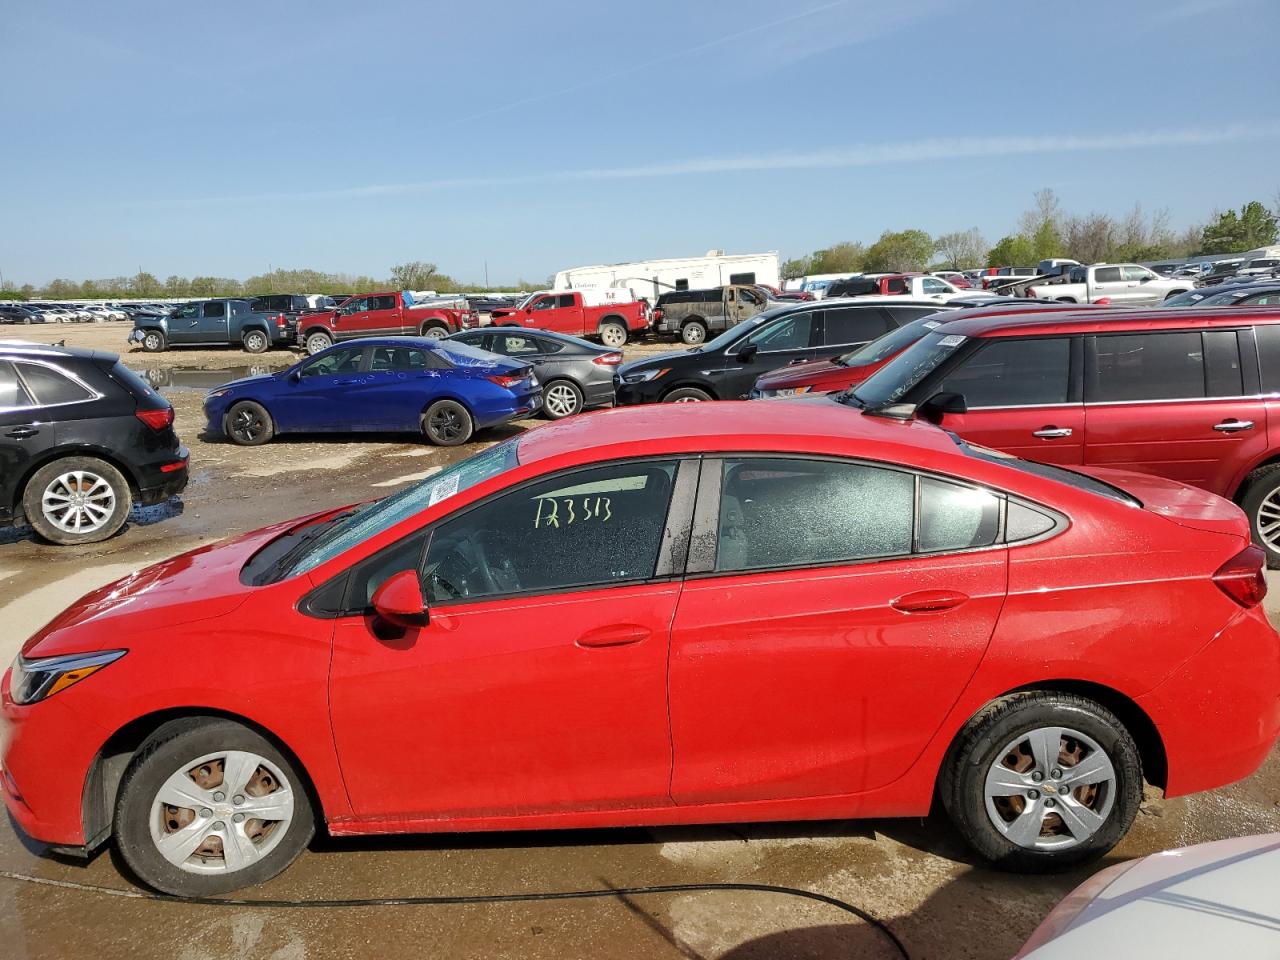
[422,461,678,601]
[922,278,950,294]
[1122,265,1152,282]
[746,312,814,352]
[938,337,1071,407]
[300,347,362,377]
[1090,332,1204,402]
[340,298,368,314]
[738,287,760,305]
[0,361,32,408]
[529,296,556,312]
[14,362,94,405]
[715,458,914,572]
[173,304,199,319]
[823,307,889,347]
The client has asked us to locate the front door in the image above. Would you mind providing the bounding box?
[931,336,1085,464]
[332,297,371,340]
[166,302,203,344]
[1082,329,1267,494]
[271,346,367,432]
[668,457,1006,804]
[327,459,693,820]
[718,308,821,399]
[192,300,229,342]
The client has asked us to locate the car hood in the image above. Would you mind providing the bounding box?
[212,372,279,393]
[619,349,701,375]
[20,519,305,660]
[754,357,878,390]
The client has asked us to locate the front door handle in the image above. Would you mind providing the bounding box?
[576,624,651,648]
[891,590,969,614]
[1214,419,1255,433]
[4,427,38,439]
[334,378,364,385]
[1033,427,1073,439]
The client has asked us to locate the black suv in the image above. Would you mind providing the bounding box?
[0,344,188,545]
[615,300,950,404]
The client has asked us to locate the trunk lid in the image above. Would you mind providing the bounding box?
[1073,466,1250,540]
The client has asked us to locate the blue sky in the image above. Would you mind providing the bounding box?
[3,0,1278,286]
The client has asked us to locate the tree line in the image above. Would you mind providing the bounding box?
[781,191,1279,278]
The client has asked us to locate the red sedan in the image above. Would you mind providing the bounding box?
[5,402,1279,895]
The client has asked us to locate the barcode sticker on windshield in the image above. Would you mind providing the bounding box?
[937,335,966,347]
[923,321,942,329]
[428,474,460,506]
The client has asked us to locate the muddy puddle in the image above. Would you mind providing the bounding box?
[131,365,287,392]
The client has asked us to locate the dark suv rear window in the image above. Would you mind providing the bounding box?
[14,362,95,405]
[108,361,162,403]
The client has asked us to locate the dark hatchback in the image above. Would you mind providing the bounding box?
[447,328,620,419]
[614,300,948,404]
[0,343,188,545]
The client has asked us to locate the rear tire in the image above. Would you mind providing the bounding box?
[22,457,132,545]
[420,322,449,340]
[304,330,333,356]
[681,320,708,345]
[225,401,275,446]
[142,330,167,352]
[241,329,270,354]
[114,717,315,896]
[662,387,712,403]
[422,399,474,446]
[941,692,1141,873]
[599,321,627,348]
[1239,464,1280,568]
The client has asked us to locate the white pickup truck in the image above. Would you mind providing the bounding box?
[1023,263,1193,304]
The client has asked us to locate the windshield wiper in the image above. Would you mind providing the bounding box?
[262,510,358,582]
[834,389,865,408]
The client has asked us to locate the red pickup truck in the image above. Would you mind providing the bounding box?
[489,290,649,347]
[297,292,476,355]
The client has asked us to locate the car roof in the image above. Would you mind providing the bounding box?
[516,398,960,467]
[937,304,1280,339]
[0,342,116,362]
[453,328,602,349]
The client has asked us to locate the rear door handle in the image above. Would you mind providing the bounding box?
[1033,427,1073,439]
[576,624,651,648]
[4,427,38,439]
[1213,419,1254,432]
[891,590,969,613]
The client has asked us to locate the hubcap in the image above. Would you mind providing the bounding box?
[429,406,465,441]
[232,407,266,442]
[984,726,1116,850]
[246,333,265,350]
[42,471,115,534]
[1257,489,1280,548]
[672,394,703,403]
[545,384,579,417]
[307,335,331,355]
[145,334,161,349]
[150,749,295,875]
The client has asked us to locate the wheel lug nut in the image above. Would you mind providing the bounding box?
[200,807,212,817]
[1045,798,1057,808]
[232,813,245,823]
[1027,789,1040,800]
[213,792,226,802]
[1051,768,1063,779]
[233,795,244,806]
[1031,772,1044,782]
[213,821,225,831]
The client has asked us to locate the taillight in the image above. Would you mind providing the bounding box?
[135,406,174,431]
[1212,544,1267,607]
[653,308,664,321]
[276,313,286,328]
[593,352,623,366]
[486,373,526,388]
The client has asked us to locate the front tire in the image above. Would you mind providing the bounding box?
[599,320,627,348]
[304,330,333,356]
[1239,464,1280,567]
[22,457,132,545]
[226,400,275,446]
[142,330,167,352]
[114,717,315,896]
[542,379,583,420]
[662,386,712,403]
[422,399,474,446]
[942,692,1141,873]
[241,329,270,354]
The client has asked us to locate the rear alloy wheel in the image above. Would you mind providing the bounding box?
[1239,465,1280,567]
[423,399,474,446]
[142,330,167,352]
[542,379,583,419]
[241,329,270,354]
[942,692,1140,872]
[23,457,132,545]
[304,331,333,356]
[114,718,314,896]
[420,323,449,340]
[663,387,712,403]
[681,320,708,345]
[226,400,275,446]
[599,321,627,348]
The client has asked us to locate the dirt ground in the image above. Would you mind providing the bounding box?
[1,322,1278,960]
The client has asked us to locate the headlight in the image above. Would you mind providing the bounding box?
[622,368,669,384]
[757,385,812,399]
[206,388,231,400]
[8,650,126,705]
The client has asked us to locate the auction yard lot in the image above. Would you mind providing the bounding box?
[1,323,1279,960]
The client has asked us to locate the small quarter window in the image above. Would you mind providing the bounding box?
[917,477,1000,552]
[1006,502,1058,542]
[0,361,32,408]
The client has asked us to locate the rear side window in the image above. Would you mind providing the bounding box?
[557,295,575,308]
[109,361,162,402]
[938,337,1071,407]
[1089,331,1206,402]
[1202,330,1243,397]
[369,295,396,311]
[368,346,431,371]
[203,301,226,318]
[1094,267,1122,283]
[0,361,32,408]
[15,362,95,405]
[823,307,890,346]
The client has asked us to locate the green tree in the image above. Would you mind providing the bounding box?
[389,261,440,290]
[0,288,26,301]
[781,256,812,279]
[808,242,865,275]
[1030,219,1064,262]
[933,228,986,270]
[863,230,933,272]
[1201,201,1279,254]
[986,234,1036,267]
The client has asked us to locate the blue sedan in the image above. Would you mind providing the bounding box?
[204,337,541,447]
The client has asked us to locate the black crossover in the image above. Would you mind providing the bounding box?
[0,343,188,545]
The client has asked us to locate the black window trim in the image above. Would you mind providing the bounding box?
[1085,327,1262,405]
[299,455,701,619]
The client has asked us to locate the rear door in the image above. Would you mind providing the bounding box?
[365,294,402,335]
[931,336,1085,463]
[1082,328,1266,496]
[1089,266,1130,304]
[819,305,894,354]
[361,344,448,431]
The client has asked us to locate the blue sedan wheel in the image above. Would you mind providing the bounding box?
[422,400,474,447]
[227,401,275,447]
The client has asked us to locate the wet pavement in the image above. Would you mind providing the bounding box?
[1,325,1279,959]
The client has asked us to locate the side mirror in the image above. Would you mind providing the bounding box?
[288,369,302,382]
[918,391,967,424]
[736,343,759,362]
[371,570,429,629]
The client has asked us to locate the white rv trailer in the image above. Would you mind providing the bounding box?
[553,250,780,302]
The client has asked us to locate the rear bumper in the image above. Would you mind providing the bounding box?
[1137,604,1280,798]
[136,448,190,504]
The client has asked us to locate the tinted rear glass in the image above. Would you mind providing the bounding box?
[952,436,1140,506]
[109,361,163,403]
[16,362,94,405]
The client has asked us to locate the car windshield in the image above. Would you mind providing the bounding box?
[1164,288,1245,307]
[846,330,969,407]
[515,293,541,310]
[282,440,521,579]
[838,316,946,365]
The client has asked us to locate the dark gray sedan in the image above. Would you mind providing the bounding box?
[446,328,619,419]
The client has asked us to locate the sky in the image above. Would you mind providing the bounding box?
[2,0,1278,287]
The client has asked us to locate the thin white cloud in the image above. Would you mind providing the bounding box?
[1165,0,1254,19]
[165,121,1280,206]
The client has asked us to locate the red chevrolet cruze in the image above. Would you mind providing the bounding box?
[4,402,1279,895]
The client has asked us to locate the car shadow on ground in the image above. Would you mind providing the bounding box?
[195,422,534,447]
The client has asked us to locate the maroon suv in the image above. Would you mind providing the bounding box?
[843,306,1280,563]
